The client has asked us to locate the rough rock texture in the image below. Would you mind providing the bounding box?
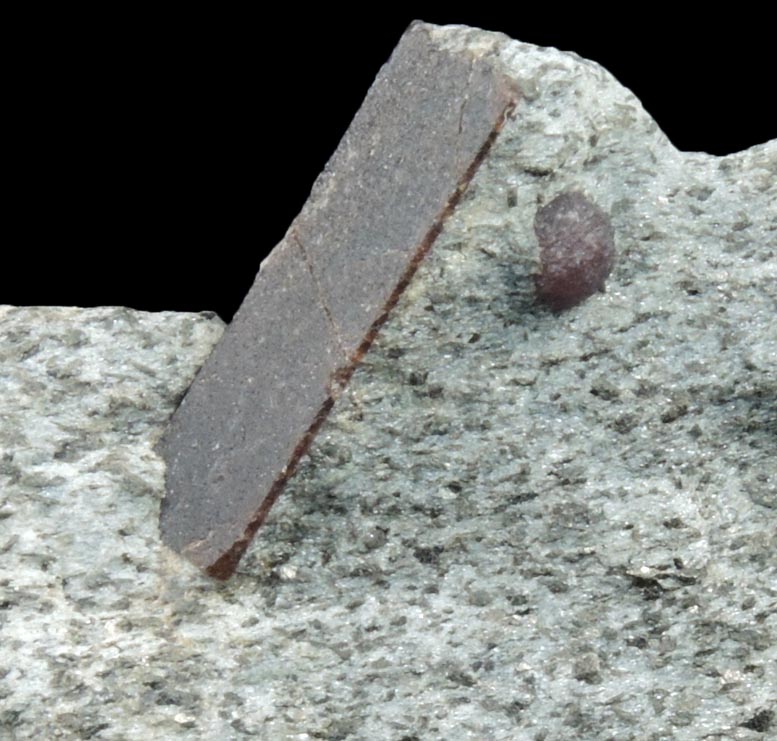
[2,23,776,741]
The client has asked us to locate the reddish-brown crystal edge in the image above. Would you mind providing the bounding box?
[205,97,517,580]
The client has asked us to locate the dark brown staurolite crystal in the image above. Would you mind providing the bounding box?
[156,21,519,579]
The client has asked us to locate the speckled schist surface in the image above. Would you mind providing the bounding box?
[1,23,775,741]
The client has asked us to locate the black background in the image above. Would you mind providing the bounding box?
[7,10,775,321]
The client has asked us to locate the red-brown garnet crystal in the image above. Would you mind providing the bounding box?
[534,191,615,311]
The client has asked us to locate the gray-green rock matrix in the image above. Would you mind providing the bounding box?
[1,23,775,741]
